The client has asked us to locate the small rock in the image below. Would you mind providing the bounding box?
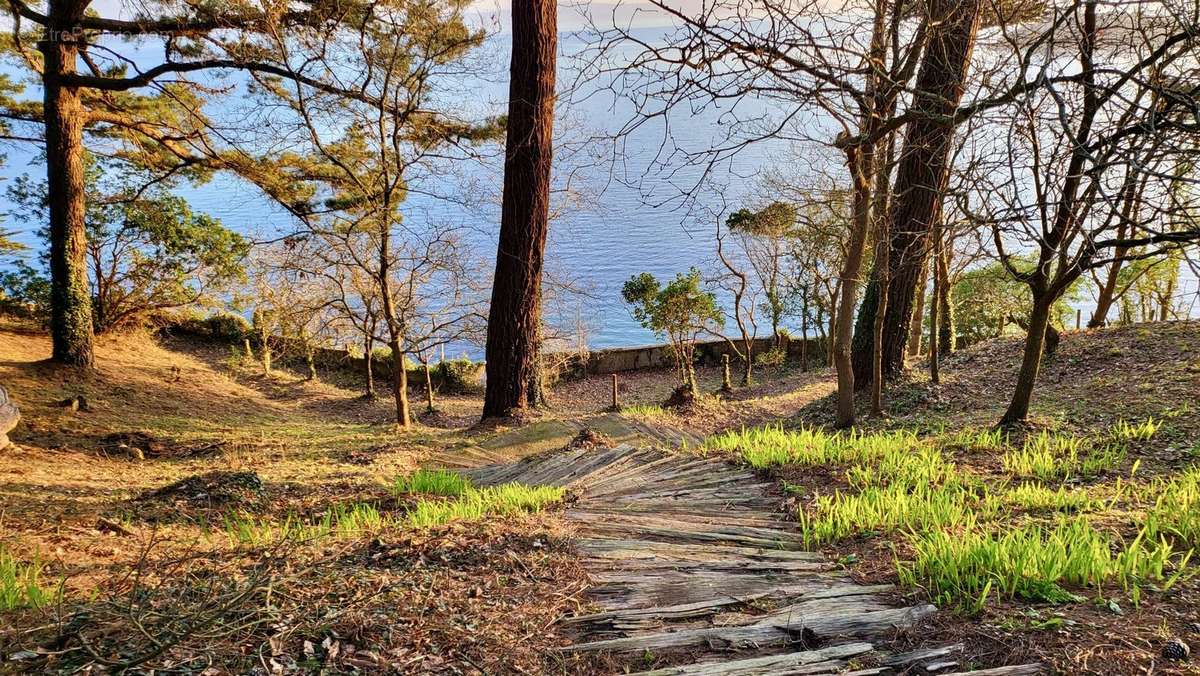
[59,395,88,412]
[1163,638,1190,661]
[8,650,39,661]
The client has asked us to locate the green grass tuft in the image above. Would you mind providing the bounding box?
[394,469,472,496]
[899,518,1188,614]
[1002,431,1126,481]
[0,547,56,611]
[995,482,1099,514]
[705,424,918,470]
[405,483,565,529]
[1108,418,1161,443]
[621,404,670,419]
[800,483,994,546]
[1145,467,1200,549]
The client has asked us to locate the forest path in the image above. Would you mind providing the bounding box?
[460,441,1045,675]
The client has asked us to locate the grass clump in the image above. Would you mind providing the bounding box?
[1145,467,1200,548]
[800,483,992,546]
[0,547,56,611]
[845,444,954,490]
[1108,417,1160,442]
[394,469,471,496]
[405,483,565,529]
[995,482,1099,514]
[1002,431,1126,481]
[621,403,670,419]
[899,518,1187,614]
[706,424,917,469]
[945,428,1008,452]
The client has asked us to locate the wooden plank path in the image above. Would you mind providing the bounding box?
[461,443,1043,675]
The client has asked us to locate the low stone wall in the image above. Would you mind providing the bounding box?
[576,335,831,374]
[164,318,828,387]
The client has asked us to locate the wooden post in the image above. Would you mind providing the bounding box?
[721,353,732,393]
[610,373,619,410]
[1075,309,1081,330]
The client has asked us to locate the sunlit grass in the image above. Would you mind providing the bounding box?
[994,482,1099,514]
[222,475,565,544]
[944,427,1008,452]
[845,444,954,490]
[0,547,56,611]
[1002,431,1126,480]
[621,403,671,419]
[1109,417,1161,443]
[705,424,917,469]
[1145,467,1200,549]
[394,469,471,496]
[404,483,565,529]
[799,482,995,546]
[899,518,1189,614]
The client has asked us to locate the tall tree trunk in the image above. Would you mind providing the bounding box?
[929,254,940,384]
[1089,205,1133,327]
[936,237,955,357]
[482,0,556,419]
[305,343,317,381]
[835,140,876,428]
[1001,295,1054,425]
[869,132,895,416]
[423,357,435,413]
[390,339,411,429]
[363,333,375,397]
[908,265,927,357]
[800,287,809,372]
[1089,259,1123,328]
[42,21,94,368]
[850,0,983,387]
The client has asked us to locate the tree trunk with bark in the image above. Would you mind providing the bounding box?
[390,339,411,429]
[935,238,955,357]
[834,140,876,428]
[363,334,375,398]
[850,0,983,387]
[41,15,94,368]
[1001,295,1054,425]
[908,266,927,357]
[929,255,940,384]
[423,357,435,413]
[482,0,556,419]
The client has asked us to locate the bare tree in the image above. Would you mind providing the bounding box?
[967,0,1200,424]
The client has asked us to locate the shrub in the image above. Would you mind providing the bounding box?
[754,346,787,368]
[436,357,483,394]
[204,312,250,342]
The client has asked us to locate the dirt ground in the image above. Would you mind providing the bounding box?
[3,319,1199,674]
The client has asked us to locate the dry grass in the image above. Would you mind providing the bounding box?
[0,320,609,673]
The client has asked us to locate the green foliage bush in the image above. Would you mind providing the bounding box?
[0,260,51,323]
[203,313,251,342]
[436,357,483,394]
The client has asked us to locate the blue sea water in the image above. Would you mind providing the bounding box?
[2,21,1196,357]
[0,28,807,354]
